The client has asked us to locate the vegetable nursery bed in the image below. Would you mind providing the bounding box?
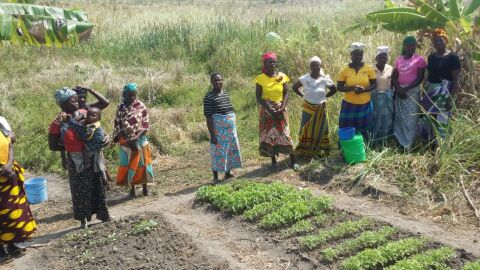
[196,180,479,270]
[33,212,230,270]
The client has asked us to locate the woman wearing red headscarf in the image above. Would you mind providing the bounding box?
[255,52,298,170]
[420,28,461,145]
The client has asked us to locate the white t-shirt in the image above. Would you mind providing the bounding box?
[299,73,334,105]
[0,116,11,132]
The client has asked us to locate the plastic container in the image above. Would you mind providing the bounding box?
[25,177,48,204]
[340,133,366,165]
[338,127,356,141]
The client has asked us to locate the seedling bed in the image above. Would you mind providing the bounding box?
[196,181,478,269]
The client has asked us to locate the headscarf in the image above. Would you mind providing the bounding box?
[54,87,76,106]
[402,36,416,55]
[375,46,390,58]
[262,52,277,73]
[309,56,326,75]
[123,83,138,95]
[73,86,88,95]
[432,28,449,43]
[309,56,322,65]
[349,42,365,53]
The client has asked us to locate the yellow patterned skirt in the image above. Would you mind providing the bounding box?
[295,101,331,157]
[0,163,37,244]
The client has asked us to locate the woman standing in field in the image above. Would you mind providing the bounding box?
[255,52,298,170]
[48,88,110,228]
[292,56,337,157]
[204,73,243,184]
[0,117,36,262]
[419,29,461,144]
[337,42,377,140]
[113,83,154,197]
[73,86,113,188]
[392,36,426,150]
[371,46,394,144]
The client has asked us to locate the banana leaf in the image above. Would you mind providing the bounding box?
[460,16,473,33]
[0,3,93,47]
[447,0,461,20]
[0,3,89,22]
[434,0,447,14]
[462,0,480,16]
[415,0,450,24]
[366,8,443,32]
[384,0,397,8]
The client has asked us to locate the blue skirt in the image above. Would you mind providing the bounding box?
[371,90,394,142]
[339,100,373,138]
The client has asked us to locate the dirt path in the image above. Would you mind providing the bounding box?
[6,165,479,269]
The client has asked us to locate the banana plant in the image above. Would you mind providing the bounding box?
[0,1,93,47]
[351,0,480,95]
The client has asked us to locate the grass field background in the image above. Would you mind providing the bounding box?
[1,0,478,218]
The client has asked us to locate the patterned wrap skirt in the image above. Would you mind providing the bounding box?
[117,135,154,187]
[0,163,37,244]
[338,99,373,138]
[259,106,294,157]
[295,101,330,157]
[67,155,110,222]
[393,85,421,149]
[371,90,394,142]
[419,81,452,141]
[210,113,243,172]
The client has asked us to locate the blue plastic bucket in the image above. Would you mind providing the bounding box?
[25,177,48,204]
[338,127,356,141]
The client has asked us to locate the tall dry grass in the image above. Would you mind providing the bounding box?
[1,0,478,210]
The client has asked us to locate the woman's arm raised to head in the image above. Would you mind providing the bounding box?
[88,88,110,110]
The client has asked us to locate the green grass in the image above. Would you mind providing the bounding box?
[2,0,479,214]
[463,261,480,270]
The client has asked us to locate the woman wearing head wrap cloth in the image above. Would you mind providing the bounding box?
[292,56,337,157]
[391,36,426,150]
[419,28,461,145]
[48,87,111,229]
[255,52,298,170]
[371,46,394,145]
[113,83,154,197]
[72,86,110,111]
[337,42,377,140]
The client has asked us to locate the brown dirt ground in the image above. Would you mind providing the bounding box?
[3,154,479,269]
[33,212,230,270]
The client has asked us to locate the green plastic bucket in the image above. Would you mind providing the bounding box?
[340,133,366,165]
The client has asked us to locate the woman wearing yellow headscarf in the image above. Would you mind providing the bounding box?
[420,28,461,145]
[0,118,36,262]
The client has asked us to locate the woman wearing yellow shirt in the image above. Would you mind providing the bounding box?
[0,118,36,262]
[337,42,377,139]
[255,52,298,169]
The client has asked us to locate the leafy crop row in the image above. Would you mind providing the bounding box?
[321,226,397,262]
[463,261,480,270]
[197,181,301,213]
[299,218,374,250]
[242,190,313,221]
[281,219,315,237]
[385,247,455,270]
[341,237,428,270]
[259,196,332,229]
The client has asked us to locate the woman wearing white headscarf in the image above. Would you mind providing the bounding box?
[337,42,377,139]
[371,46,394,144]
[292,56,337,157]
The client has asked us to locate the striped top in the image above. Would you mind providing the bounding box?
[203,91,234,117]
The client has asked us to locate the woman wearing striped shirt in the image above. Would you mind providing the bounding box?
[203,73,243,184]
